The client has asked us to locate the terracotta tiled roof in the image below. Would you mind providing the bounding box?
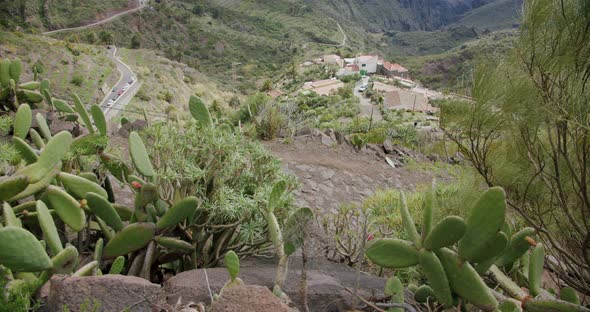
[383,61,408,72]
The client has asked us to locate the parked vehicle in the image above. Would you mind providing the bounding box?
[358,84,369,92]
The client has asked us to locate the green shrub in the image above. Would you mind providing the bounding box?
[142,122,296,246]
[70,74,84,86]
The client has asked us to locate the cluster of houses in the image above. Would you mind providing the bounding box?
[296,53,414,98]
[314,54,410,80]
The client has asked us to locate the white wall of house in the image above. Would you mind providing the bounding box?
[355,55,378,73]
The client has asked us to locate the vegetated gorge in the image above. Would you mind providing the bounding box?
[0,0,588,311]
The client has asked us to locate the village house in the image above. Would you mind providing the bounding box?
[354,54,379,74]
[323,54,344,67]
[301,78,344,96]
[382,61,409,79]
[383,89,437,113]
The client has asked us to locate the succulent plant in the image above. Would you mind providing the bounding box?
[189,95,212,128]
[365,185,589,312]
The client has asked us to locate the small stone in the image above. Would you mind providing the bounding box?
[320,133,335,147]
[383,139,394,154]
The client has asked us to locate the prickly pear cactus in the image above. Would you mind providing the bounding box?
[225,251,240,282]
[129,131,155,177]
[189,95,213,127]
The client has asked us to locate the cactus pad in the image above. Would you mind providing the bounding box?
[12,136,38,164]
[0,226,52,272]
[384,276,404,312]
[225,250,240,281]
[45,185,86,232]
[529,242,545,297]
[109,256,126,274]
[400,192,421,247]
[414,285,436,303]
[419,249,453,308]
[9,58,22,83]
[103,223,156,259]
[10,166,59,201]
[51,245,79,274]
[36,200,63,256]
[72,94,94,133]
[436,248,498,311]
[156,196,199,230]
[459,187,506,262]
[189,95,212,127]
[129,131,155,177]
[0,175,30,201]
[53,99,75,114]
[14,104,32,139]
[58,172,108,199]
[495,227,536,267]
[86,192,124,232]
[155,236,194,253]
[366,238,419,268]
[90,104,107,136]
[3,202,22,227]
[16,131,72,183]
[423,216,466,250]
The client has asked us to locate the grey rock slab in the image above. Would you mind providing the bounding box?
[47,274,160,312]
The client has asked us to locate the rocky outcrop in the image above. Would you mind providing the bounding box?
[163,257,387,312]
[47,274,161,312]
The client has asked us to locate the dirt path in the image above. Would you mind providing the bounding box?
[264,135,436,216]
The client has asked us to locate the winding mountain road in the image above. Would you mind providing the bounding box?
[42,1,147,35]
[100,46,141,120]
[43,1,147,119]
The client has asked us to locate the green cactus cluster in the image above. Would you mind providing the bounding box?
[1,60,299,309]
[365,184,588,312]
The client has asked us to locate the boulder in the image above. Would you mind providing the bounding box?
[333,131,345,145]
[47,274,160,312]
[382,139,394,154]
[163,257,386,312]
[295,126,313,136]
[366,144,385,158]
[50,117,81,137]
[325,129,337,144]
[162,268,229,306]
[118,119,148,137]
[210,285,294,312]
[320,133,335,147]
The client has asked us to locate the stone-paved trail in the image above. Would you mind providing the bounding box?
[263,135,437,216]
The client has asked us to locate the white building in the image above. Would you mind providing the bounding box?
[354,54,379,74]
